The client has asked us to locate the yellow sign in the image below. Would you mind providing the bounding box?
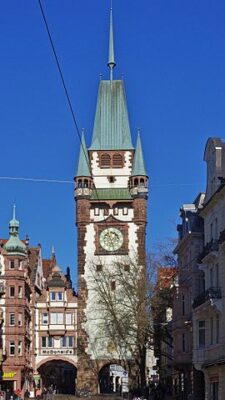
[3,372,16,379]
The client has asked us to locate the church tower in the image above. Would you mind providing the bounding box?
[75,5,148,394]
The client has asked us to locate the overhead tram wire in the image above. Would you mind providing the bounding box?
[37,0,100,199]
[0,176,204,187]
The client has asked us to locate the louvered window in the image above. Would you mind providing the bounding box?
[100,154,111,168]
[112,153,123,168]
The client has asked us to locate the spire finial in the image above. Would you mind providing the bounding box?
[13,204,16,220]
[51,245,55,255]
[108,0,116,81]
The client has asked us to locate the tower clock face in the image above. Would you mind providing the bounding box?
[99,227,123,252]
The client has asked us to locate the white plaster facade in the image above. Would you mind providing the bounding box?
[82,153,141,360]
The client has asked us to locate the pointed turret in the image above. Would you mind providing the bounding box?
[132,132,147,176]
[76,132,91,177]
[4,205,26,256]
[75,132,93,198]
[130,132,148,198]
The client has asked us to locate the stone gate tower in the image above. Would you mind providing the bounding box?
[75,5,148,394]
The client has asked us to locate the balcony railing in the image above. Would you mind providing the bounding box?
[193,287,222,309]
[198,239,219,262]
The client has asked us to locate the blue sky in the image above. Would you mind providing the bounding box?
[1,0,225,287]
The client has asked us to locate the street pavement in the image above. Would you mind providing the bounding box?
[53,395,122,400]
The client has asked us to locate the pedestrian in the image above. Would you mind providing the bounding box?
[24,390,29,400]
[5,389,11,400]
[48,385,53,400]
[42,387,47,400]
[36,387,42,400]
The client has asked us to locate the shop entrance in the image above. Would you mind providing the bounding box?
[38,360,77,394]
[1,380,15,399]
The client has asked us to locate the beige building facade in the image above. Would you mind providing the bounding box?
[173,195,205,399]
[193,138,225,400]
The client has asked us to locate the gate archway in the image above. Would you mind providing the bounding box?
[38,360,77,394]
[98,364,126,394]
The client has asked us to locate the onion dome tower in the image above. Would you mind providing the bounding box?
[4,205,26,256]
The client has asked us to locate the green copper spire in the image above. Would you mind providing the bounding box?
[4,205,26,256]
[89,2,133,151]
[108,1,116,81]
[76,131,91,177]
[89,80,133,150]
[132,131,147,176]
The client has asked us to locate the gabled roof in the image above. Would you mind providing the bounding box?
[89,80,133,150]
[132,132,147,176]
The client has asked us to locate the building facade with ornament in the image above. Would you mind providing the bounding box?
[0,209,77,397]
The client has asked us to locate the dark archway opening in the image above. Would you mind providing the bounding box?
[98,364,125,394]
[38,360,77,394]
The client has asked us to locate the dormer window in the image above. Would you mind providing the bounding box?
[100,154,111,168]
[100,153,124,168]
[112,153,123,168]
[50,292,63,301]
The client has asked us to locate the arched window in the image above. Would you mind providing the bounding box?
[134,178,138,186]
[84,179,88,188]
[78,179,82,188]
[140,178,145,187]
[100,154,111,168]
[112,153,123,168]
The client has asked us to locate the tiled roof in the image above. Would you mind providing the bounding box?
[42,259,52,278]
[28,247,40,284]
[157,267,177,289]
[91,188,132,200]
